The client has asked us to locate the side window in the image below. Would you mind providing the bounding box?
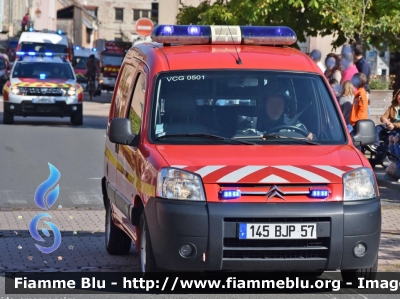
[112,64,137,119]
[128,73,146,135]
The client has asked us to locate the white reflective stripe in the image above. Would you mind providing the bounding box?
[259,174,289,183]
[195,165,226,177]
[347,165,363,169]
[217,166,267,182]
[138,25,152,30]
[312,165,345,177]
[170,165,187,169]
[274,165,330,183]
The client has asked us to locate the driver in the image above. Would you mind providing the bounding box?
[256,91,314,140]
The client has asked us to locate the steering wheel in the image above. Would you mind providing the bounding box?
[265,125,310,137]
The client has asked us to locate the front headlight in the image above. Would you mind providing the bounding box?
[67,87,76,96]
[343,167,377,201]
[11,87,26,95]
[156,168,206,201]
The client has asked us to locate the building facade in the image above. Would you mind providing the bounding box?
[0,0,31,41]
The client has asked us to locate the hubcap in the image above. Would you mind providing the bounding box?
[140,224,147,273]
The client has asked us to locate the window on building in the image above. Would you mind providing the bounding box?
[86,28,93,44]
[84,6,98,17]
[133,10,151,21]
[114,33,122,42]
[115,8,124,21]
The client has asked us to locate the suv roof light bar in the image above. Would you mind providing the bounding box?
[151,25,297,46]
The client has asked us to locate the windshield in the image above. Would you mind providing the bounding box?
[12,62,74,80]
[101,55,123,66]
[74,56,88,69]
[20,42,67,54]
[150,71,346,145]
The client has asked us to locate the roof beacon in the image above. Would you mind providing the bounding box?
[151,25,297,46]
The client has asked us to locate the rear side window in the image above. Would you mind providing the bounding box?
[128,73,146,135]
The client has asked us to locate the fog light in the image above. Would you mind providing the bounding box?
[72,106,77,111]
[10,105,15,110]
[353,243,366,257]
[179,244,193,257]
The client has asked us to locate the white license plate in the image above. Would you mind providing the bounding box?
[239,223,317,239]
[32,98,55,104]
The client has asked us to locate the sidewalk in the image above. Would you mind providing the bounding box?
[374,164,400,191]
[0,207,399,272]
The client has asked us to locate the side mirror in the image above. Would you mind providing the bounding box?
[109,118,138,146]
[352,119,376,146]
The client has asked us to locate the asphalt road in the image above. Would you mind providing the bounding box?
[0,92,111,209]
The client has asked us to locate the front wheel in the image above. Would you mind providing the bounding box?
[105,200,132,255]
[3,109,14,124]
[71,110,83,126]
[341,255,378,284]
[139,213,159,272]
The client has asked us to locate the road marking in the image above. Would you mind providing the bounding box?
[69,191,103,204]
[88,178,102,180]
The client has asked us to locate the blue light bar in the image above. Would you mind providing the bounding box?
[220,190,241,200]
[75,46,80,50]
[29,27,34,32]
[28,52,36,56]
[92,48,97,51]
[45,52,53,56]
[16,51,25,55]
[152,25,211,44]
[151,25,297,46]
[39,74,46,79]
[310,189,329,199]
[57,30,63,35]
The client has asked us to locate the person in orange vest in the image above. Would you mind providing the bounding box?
[350,73,368,129]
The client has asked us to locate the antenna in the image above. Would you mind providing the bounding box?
[225,21,242,65]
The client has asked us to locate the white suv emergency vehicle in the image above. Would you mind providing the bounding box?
[2,52,83,125]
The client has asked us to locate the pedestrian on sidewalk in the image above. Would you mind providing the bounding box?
[368,89,400,151]
[339,80,354,127]
[21,13,30,32]
[309,50,326,73]
[329,78,341,100]
[324,53,342,83]
[340,51,358,91]
[350,73,368,140]
[386,134,400,180]
[352,44,371,116]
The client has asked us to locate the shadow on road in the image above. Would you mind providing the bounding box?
[0,112,108,130]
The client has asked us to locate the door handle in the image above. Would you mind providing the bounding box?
[115,143,119,153]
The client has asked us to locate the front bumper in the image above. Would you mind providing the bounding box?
[144,198,381,271]
[4,100,82,117]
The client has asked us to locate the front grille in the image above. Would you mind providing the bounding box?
[223,218,330,260]
[219,184,328,188]
[26,87,63,96]
[223,249,329,259]
[224,237,329,248]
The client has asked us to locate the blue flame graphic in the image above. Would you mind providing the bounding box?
[34,163,60,210]
[29,213,62,254]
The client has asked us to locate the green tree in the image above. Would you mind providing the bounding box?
[176,0,400,51]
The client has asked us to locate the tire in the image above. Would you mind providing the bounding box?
[139,213,159,272]
[105,200,132,255]
[71,111,83,126]
[341,255,378,284]
[3,109,14,124]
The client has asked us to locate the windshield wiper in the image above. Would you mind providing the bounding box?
[233,133,320,145]
[156,133,256,145]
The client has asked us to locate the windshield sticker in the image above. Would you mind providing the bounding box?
[155,123,164,134]
[157,132,166,138]
[165,75,205,82]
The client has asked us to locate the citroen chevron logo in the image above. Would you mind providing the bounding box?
[266,185,286,201]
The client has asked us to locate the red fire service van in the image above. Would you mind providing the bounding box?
[102,25,380,282]
[95,40,128,90]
